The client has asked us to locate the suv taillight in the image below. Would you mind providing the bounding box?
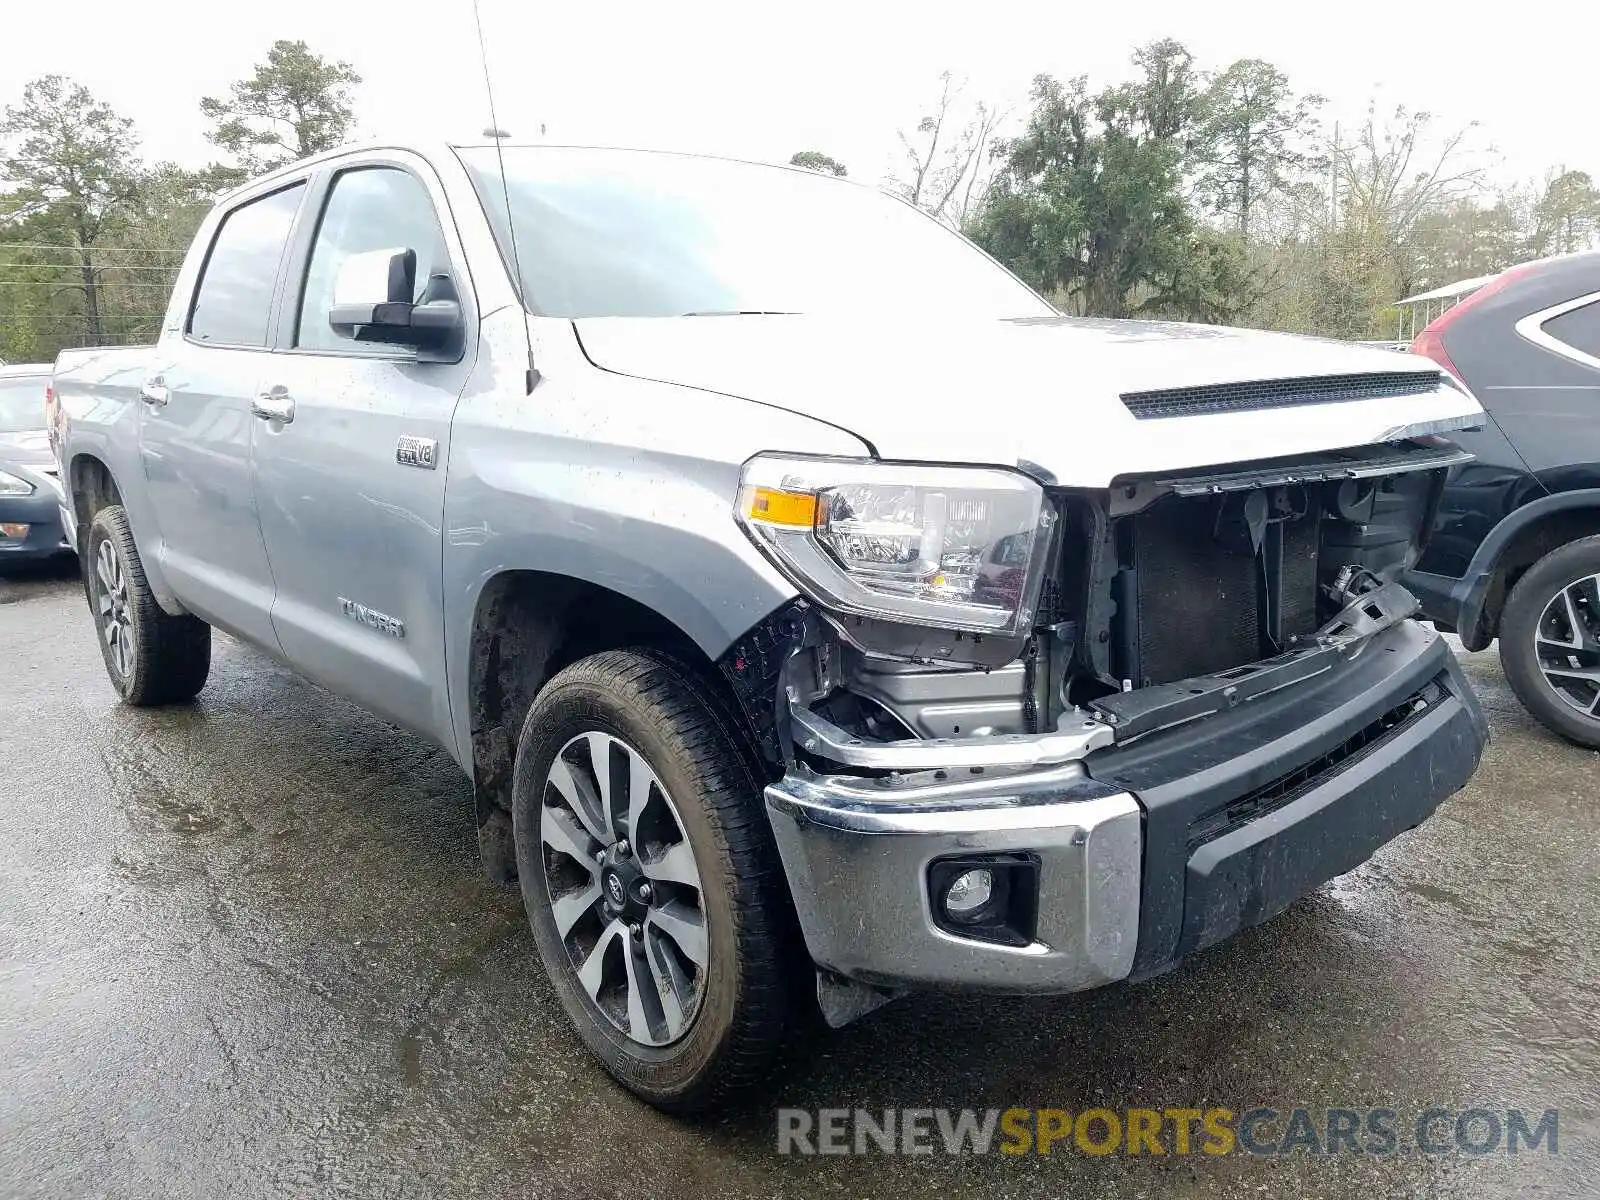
[1408,327,1460,377]
[1410,262,1539,378]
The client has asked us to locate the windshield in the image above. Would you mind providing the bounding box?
[458,147,1052,320]
[0,378,46,433]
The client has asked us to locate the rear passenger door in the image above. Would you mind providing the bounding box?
[139,180,306,649]
[1497,285,1600,477]
[251,154,478,746]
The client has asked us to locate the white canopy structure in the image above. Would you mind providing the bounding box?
[1394,272,1501,341]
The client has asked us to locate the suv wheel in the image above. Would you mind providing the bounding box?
[85,504,211,705]
[1500,536,1600,747]
[510,649,791,1112]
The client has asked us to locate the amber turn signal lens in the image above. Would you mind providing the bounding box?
[743,486,817,528]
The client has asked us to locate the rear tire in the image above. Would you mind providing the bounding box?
[85,504,211,706]
[510,649,791,1113]
[1499,536,1600,748]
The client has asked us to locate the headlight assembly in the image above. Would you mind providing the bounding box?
[735,454,1052,637]
[0,469,35,497]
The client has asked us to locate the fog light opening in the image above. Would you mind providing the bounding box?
[928,854,1039,947]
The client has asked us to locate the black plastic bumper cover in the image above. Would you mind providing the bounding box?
[1086,620,1487,980]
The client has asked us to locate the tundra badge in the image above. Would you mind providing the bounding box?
[396,435,438,470]
[338,597,406,639]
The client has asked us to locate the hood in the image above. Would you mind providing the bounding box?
[0,429,53,469]
[572,315,1483,487]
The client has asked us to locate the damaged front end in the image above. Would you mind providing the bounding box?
[736,436,1467,769]
[723,436,1488,1024]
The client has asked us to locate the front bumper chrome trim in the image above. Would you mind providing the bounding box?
[765,767,1143,992]
[789,703,1115,771]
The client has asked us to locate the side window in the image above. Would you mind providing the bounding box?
[188,183,306,346]
[1544,298,1600,363]
[296,167,451,352]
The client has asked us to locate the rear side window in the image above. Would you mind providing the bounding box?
[188,183,306,347]
[1543,299,1600,362]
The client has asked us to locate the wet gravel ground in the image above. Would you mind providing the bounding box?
[1,558,1596,1199]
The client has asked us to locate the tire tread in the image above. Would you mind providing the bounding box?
[1499,535,1600,748]
[515,647,793,1113]
[88,505,210,706]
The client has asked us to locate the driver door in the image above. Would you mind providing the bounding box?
[251,156,477,746]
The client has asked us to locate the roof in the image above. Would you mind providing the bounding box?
[1397,274,1499,306]
[1399,250,1600,307]
[224,141,863,208]
[0,363,51,379]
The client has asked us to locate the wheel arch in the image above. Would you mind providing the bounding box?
[461,568,773,882]
[66,449,187,614]
[67,451,123,553]
[1466,491,1600,647]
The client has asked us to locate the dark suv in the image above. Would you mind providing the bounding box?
[1405,250,1600,744]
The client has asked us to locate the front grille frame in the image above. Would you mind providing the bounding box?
[1121,371,1441,420]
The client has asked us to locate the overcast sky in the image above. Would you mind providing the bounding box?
[5,0,1598,190]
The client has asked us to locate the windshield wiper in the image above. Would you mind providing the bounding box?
[680,310,797,317]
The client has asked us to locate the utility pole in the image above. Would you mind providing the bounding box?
[1329,121,1339,230]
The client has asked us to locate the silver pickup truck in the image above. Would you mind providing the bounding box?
[54,142,1489,1112]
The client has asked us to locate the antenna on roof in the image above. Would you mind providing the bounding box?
[472,0,538,392]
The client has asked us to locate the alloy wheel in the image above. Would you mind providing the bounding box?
[95,539,135,679]
[1534,573,1600,716]
[539,732,708,1047]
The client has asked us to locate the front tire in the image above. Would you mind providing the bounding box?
[510,649,792,1113]
[85,505,211,706]
[1500,536,1600,747]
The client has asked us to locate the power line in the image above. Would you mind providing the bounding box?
[0,280,175,288]
[0,260,183,270]
[0,243,188,255]
[0,260,181,266]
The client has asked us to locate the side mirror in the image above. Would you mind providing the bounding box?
[328,247,462,352]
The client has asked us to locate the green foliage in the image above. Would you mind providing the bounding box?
[1195,59,1322,237]
[1,76,146,350]
[789,150,847,176]
[974,48,1258,321]
[1407,198,1525,289]
[200,39,361,180]
[1527,170,1600,258]
[2,40,1595,362]
[0,46,359,361]
[2,76,142,243]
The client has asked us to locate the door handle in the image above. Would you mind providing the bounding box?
[251,389,295,424]
[140,380,170,408]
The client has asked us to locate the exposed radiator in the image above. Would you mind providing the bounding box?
[1123,495,1321,685]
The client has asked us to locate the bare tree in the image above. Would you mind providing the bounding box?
[1338,103,1490,241]
[952,101,1005,231]
[892,73,1005,230]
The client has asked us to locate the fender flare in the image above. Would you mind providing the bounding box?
[1426,488,1600,650]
